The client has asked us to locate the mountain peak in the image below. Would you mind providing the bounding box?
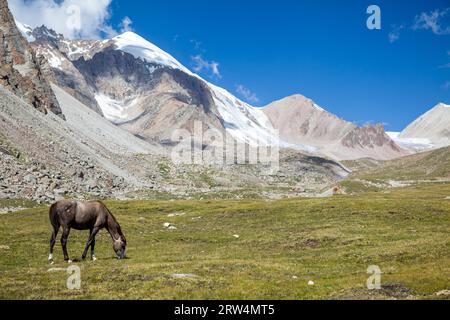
[111,30,188,72]
[114,31,140,39]
[32,25,64,43]
[266,94,327,113]
[436,102,450,109]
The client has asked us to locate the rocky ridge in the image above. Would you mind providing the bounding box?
[263,94,409,160]
[0,0,62,117]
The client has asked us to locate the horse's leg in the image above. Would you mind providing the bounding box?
[90,232,97,261]
[61,227,71,262]
[82,227,100,261]
[48,224,59,262]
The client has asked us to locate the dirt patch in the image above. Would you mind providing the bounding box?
[304,239,320,248]
[380,283,414,298]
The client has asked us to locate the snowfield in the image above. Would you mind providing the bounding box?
[15,20,35,42]
[387,132,435,152]
[113,32,190,73]
[95,93,140,124]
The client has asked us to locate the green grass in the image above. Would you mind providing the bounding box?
[0,198,38,209]
[0,184,449,300]
[348,146,450,182]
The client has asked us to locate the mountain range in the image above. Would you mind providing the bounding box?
[1,0,449,202]
[15,18,438,161]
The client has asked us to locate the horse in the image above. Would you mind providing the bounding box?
[48,200,127,263]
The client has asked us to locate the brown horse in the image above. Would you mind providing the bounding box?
[49,200,127,262]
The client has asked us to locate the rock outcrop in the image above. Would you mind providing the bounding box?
[0,0,62,117]
[28,25,109,115]
[341,124,400,150]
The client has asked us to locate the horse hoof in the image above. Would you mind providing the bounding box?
[92,256,97,262]
[50,261,54,265]
[67,260,73,264]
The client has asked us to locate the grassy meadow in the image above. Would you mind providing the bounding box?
[0,183,449,300]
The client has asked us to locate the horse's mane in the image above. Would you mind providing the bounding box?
[98,201,126,242]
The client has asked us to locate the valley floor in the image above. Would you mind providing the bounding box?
[0,183,449,300]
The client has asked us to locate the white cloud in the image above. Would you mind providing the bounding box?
[9,0,119,39]
[119,16,133,33]
[236,85,259,103]
[388,25,403,43]
[191,55,221,78]
[190,39,203,50]
[413,8,450,35]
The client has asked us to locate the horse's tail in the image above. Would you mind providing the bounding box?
[49,203,59,229]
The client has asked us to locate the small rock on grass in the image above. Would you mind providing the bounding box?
[308,280,315,286]
[47,268,66,273]
[171,273,197,279]
[163,222,177,230]
[436,290,450,296]
[0,245,10,250]
[167,212,185,217]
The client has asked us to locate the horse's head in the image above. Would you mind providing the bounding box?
[113,236,126,259]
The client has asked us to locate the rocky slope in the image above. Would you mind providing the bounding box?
[263,94,408,160]
[0,0,61,116]
[1,82,350,202]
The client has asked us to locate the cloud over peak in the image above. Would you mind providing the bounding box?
[191,55,221,78]
[236,85,259,104]
[9,0,120,39]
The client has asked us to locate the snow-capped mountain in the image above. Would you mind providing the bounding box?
[16,22,414,160]
[263,94,409,160]
[398,103,450,149]
[23,26,305,150]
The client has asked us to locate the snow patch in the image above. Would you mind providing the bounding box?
[313,103,325,112]
[387,132,434,151]
[62,41,90,59]
[95,94,138,124]
[35,46,66,70]
[46,50,64,70]
[15,20,35,42]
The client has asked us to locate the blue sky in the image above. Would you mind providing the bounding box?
[12,0,450,131]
